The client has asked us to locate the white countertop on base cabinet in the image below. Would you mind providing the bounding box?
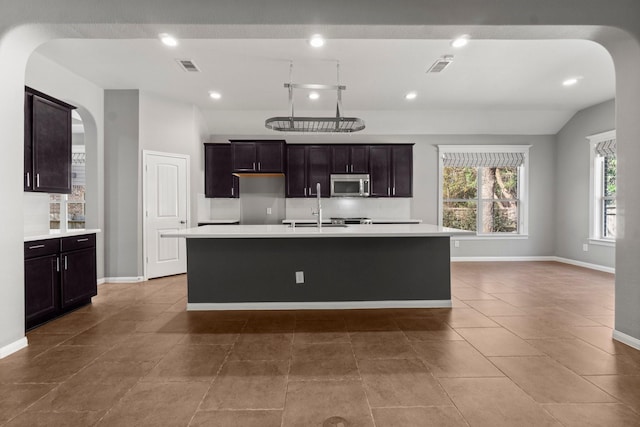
[24,229,101,242]
[163,223,469,239]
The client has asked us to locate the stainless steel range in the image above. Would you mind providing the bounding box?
[330,217,373,225]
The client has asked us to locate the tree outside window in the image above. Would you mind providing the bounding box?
[439,145,529,236]
[443,166,519,233]
[602,154,616,238]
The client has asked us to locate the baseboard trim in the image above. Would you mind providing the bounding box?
[452,256,556,262]
[187,300,452,311]
[102,276,145,284]
[451,255,614,274]
[553,257,615,274]
[613,330,640,351]
[0,337,28,359]
[97,278,106,286]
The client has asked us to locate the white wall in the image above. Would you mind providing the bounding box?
[556,100,616,268]
[139,91,209,227]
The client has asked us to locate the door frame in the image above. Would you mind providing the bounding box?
[142,150,191,281]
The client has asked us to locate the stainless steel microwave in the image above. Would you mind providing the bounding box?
[330,174,370,197]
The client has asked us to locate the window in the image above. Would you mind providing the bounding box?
[589,130,616,242]
[438,145,530,236]
[49,147,86,230]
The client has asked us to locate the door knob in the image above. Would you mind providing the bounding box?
[180,220,186,224]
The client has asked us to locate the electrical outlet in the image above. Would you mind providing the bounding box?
[583,243,589,252]
[295,271,304,284]
[454,240,460,248]
[266,208,272,215]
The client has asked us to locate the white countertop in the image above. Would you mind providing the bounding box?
[24,229,101,242]
[282,218,422,224]
[162,223,470,239]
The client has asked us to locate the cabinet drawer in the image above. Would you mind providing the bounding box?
[24,239,59,259]
[61,234,95,252]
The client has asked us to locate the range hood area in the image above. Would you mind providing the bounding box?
[239,175,285,225]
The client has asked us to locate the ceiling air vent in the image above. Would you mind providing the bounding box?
[426,55,454,73]
[175,59,200,72]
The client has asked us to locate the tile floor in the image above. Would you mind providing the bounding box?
[1,261,640,426]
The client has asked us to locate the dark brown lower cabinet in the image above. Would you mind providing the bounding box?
[24,254,59,330]
[24,234,97,330]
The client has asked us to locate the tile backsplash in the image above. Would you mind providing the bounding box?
[285,197,412,220]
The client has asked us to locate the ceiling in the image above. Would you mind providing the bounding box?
[34,37,615,135]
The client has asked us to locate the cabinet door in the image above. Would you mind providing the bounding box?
[307,145,331,197]
[205,144,239,198]
[391,145,413,197]
[61,247,97,309]
[256,142,284,172]
[231,142,257,172]
[24,92,33,191]
[32,95,72,193]
[25,254,60,329]
[369,146,391,197]
[286,145,307,197]
[331,145,350,173]
[350,145,369,174]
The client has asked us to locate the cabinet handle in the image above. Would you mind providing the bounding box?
[64,256,68,271]
[26,172,30,188]
[28,244,45,250]
[304,187,307,196]
[346,165,348,172]
[253,162,256,170]
[77,238,89,242]
[56,257,60,272]
[387,187,390,196]
[231,187,234,196]
[393,186,396,196]
[36,173,40,188]
[258,161,261,171]
[350,164,354,173]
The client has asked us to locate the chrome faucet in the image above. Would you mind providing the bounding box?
[311,182,322,228]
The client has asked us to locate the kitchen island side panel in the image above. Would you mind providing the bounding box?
[186,236,450,303]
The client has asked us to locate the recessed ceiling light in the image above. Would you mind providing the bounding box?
[562,77,581,87]
[405,92,417,100]
[309,34,325,48]
[159,33,178,47]
[208,91,221,100]
[451,35,470,48]
[308,92,320,100]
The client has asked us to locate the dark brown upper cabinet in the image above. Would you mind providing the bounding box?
[330,145,369,174]
[286,145,331,198]
[369,144,413,197]
[24,87,75,194]
[230,140,285,173]
[204,143,239,198]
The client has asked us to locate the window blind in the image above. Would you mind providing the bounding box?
[595,138,616,157]
[442,152,525,168]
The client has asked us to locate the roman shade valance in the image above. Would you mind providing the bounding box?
[594,138,616,157]
[442,152,525,168]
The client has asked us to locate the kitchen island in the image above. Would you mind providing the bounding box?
[163,224,469,310]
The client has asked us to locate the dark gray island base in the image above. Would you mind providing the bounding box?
[186,236,451,309]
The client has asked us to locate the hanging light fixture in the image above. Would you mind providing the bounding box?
[265,62,365,133]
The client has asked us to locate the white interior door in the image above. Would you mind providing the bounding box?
[144,151,189,279]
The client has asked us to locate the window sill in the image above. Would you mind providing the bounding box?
[454,234,529,241]
[588,238,615,248]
